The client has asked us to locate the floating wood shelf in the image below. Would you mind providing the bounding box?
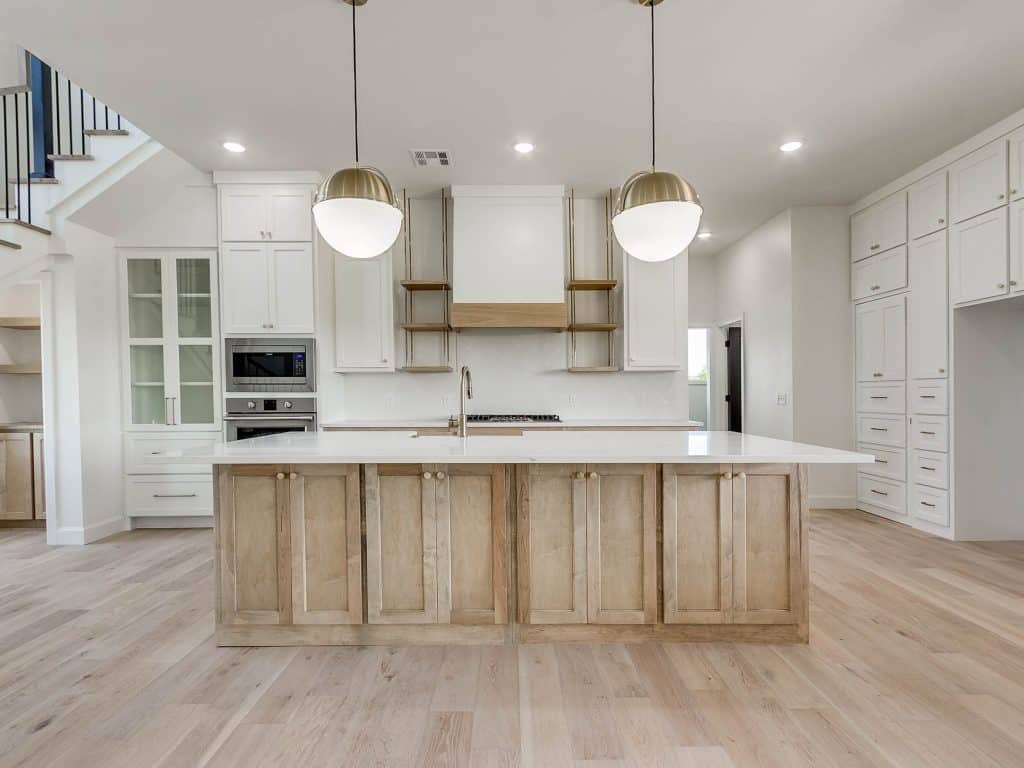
[0,317,40,330]
[566,279,618,291]
[401,323,452,333]
[400,366,454,374]
[568,323,618,332]
[568,366,620,373]
[0,364,42,374]
[400,280,450,292]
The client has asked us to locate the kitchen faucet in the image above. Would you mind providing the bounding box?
[453,366,473,437]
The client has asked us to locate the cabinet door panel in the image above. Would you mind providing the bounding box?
[732,464,802,624]
[877,192,908,253]
[32,433,44,519]
[624,252,685,370]
[586,464,656,625]
[366,464,438,623]
[267,187,312,241]
[1011,127,1024,202]
[856,295,905,382]
[663,464,731,624]
[950,141,1008,223]
[269,244,315,334]
[0,434,33,520]
[438,465,507,625]
[1011,199,1023,294]
[290,465,362,625]
[950,207,1008,305]
[221,245,270,334]
[517,464,587,624]
[852,246,907,300]
[334,251,395,371]
[217,467,289,625]
[908,172,948,240]
[908,232,948,379]
[221,187,267,242]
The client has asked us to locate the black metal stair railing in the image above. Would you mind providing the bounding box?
[2,87,33,224]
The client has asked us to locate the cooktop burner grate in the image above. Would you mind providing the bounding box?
[466,414,561,423]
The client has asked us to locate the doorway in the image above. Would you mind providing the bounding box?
[720,322,743,432]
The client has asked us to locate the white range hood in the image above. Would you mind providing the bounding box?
[450,185,567,329]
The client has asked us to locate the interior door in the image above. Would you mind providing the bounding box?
[726,326,742,431]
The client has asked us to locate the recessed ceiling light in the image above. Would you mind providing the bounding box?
[779,140,804,153]
[513,142,535,154]
[697,232,712,239]
[222,141,246,153]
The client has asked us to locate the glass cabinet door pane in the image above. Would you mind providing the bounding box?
[176,258,212,338]
[179,345,215,424]
[130,345,166,425]
[127,259,164,339]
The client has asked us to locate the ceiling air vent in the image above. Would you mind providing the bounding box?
[410,149,452,168]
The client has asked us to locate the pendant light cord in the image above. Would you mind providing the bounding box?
[650,0,656,171]
[352,0,360,164]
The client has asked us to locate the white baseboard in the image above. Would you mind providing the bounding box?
[84,516,130,543]
[810,495,856,509]
[131,516,213,529]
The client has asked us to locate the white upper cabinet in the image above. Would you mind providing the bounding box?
[1010,199,1024,294]
[220,185,313,242]
[856,294,906,383]
[221,243,315,334]
[949,141,1008,224]
[908,232,948,380]
[334,250,395,371]
[1009,127,1024,202]
[623,250,686,371]
[851,192,906,262]
[852,246,907,301]
[908,172,948,240]
[950,206,1008,305]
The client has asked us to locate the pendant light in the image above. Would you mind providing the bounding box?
[612,0,702,262]
[313,0,403,259]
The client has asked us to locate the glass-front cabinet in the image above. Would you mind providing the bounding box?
[122,250,220,430]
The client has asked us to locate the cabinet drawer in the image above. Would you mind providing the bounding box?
[852,246,907,301]
[125,475,213,517]
[857,474,906,517]
[910,449,948,490]
[856,382,905,414]
[856,415,906,447]
[124,433,221,475]
[910,485,949,527]
[910,380,948,414]
[857,443,906,482]
[910,415,948,453]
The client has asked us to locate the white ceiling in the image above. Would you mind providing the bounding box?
[5,0,1024,255]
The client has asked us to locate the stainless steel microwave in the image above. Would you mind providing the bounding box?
[225,338,315,393]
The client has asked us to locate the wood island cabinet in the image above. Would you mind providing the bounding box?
[0,432,33,520]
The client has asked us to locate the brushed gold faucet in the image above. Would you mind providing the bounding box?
[455,366,473,437]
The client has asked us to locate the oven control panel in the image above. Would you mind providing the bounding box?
[226,397,316,415]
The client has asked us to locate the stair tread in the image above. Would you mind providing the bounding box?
[84,129,129,136]
[7,177,60,185]
[0,238,22,250]
[47,154,95,161]
[0,219,52,236]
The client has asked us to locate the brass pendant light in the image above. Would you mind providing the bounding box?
[313,0,403,259]
[612,0,703,262]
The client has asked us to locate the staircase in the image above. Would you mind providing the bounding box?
[1,53,153,273]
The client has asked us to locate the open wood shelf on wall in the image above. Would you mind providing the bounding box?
[568,366,620,373]
[567,323,618,332]
[0,363,42,374]
[0,317,41,330]
[400,280,450,292]
[566,279,618,291]
[401,323,452,333]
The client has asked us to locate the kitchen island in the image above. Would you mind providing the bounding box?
[187,431,870,646]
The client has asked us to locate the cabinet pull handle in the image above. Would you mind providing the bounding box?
[920,395,936,399]
[153,493,197,498]
[998,194,1005,200]
[1012,189,1018,196]
[869,395,888,399]
[997,283,1006,290]
[921,501,936,508]
[875,458,889,464]
[920,430,936,435]
[149,451,163,455]
[276,472,284,480]
[722,472,734,480]
[870,244,880,250]
[938,368,945,374]
[919,466,936,471]
[869,427,888,432]
[267,231,272,239]
[870,285,881,291]
[436,471,446,480]
[938,218,944,224]
[1011,281,1018,287]
[870,489,888,496]
[423,471,433,479]
[873,372,883,377]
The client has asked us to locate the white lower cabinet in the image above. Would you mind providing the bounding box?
[124,432,221,475]
[125,475,214,517]
[856,382,905,414]
[909,415,948,453]
[909,380,948,415]
[911,449,948,490]
[910,485,949,527]
[856,414,906,448]
[857,443,906,483]
[857,474,906,518]
[950,207,1009,305]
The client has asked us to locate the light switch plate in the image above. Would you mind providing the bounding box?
[777,393,788,406]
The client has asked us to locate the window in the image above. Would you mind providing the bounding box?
[688,328,709,381]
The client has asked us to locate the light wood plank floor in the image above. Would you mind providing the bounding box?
[1,510,1023,767]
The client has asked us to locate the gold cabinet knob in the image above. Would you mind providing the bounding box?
[589,472,598,480]
[290,472,297,480]
[574,471,584,480]
[423,471,433,480]
[1012,189,1019,196]
[738,471,747,479]
[870,244,880,250]
[938,218,945,224]
[870,284,881,291]
[276,472,284,480]
[1011,280,1018,287]
[938,368,946,373]
[436,471,446,480]
[998,283,1006,289]
[998,194,1005,200]
[723,471,734,480]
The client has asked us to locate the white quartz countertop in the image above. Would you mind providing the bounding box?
[320,418,703,429]
[179,430,873,465]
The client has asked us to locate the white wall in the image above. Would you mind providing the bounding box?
[688,250,718,327]
[713,210,794,440]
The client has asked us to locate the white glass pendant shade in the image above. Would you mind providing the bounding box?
[313,167,403,259]
[612,171,703,262]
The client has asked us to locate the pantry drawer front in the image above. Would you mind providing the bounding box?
[857,475,907,517]
[910,416,949,452]
[910,485,949,527]
[856,415,906,447]
[124,433,221,475]
[910,380,948,415]
[857,443,906,482]
[852,246,908,301]
[856,382,906,414]
[911,449,949,490]
[125,476,214,517]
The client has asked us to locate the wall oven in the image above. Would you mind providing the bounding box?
[224,397,317,442]
[225,338,315,393]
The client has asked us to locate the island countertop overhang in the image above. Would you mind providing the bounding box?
[178,430,874,466]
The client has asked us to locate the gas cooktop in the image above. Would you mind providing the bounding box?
[466,414,561,424]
